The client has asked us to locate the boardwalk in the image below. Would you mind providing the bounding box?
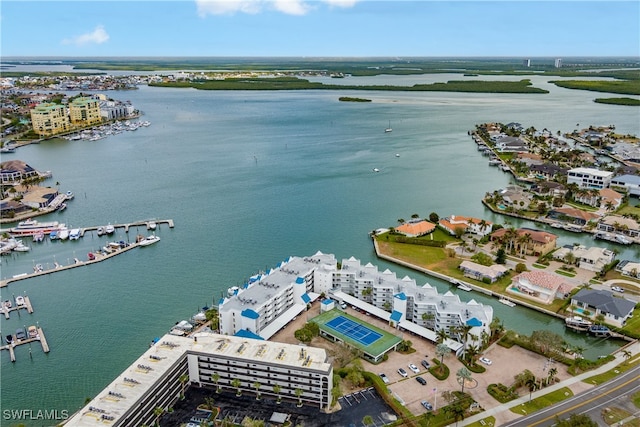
[0,219,173,288]
[1,326,50,362]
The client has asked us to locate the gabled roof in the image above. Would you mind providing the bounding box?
[572,289,635,318]
[396,220,436,236]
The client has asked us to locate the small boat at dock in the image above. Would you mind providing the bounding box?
[10,219,63,237]
[105,224,115,235]
[137,234,161,247]
[498,298,516,307]
[457,283,473,292]
[69,229,81,240]
[32,231,45,242]
[97,226,105,236]
[565,316,592,331]
[589,325,611,337]
[58,228,70,240]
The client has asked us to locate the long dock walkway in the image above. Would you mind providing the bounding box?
[1,326,50,362]
[0,219,173,288]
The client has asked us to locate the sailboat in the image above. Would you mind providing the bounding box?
[385,121,392,133]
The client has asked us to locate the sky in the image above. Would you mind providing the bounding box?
[1,1,639,58]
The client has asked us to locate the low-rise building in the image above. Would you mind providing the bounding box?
[490,227,557,256]
[547,207,600,226]
[438,215,492,236]
[0,160,40,184]
[567,167,613,190]
[63,332,334,426]
[610,174,640,196]
[509,270,573,303]
[458,260,508,283]
[396,219,436,237]
[597,215,640,240]
[569,289,635,328]
[553,244,615,273]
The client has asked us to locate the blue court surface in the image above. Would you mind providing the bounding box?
[325,315,383,346]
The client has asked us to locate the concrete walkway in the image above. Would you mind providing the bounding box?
[457,340,640,426]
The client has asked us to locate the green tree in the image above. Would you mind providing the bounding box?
[363,415,374,426]
[525,376,537,402]
[436,343,449,375]
[495,248,507,264]
[153,406,165,427]
[231,378,242,396]
[515,262,527,273]
[253,381,262,400]
[211,372,221,393]
[554,413,597,426]
[178,374,189,399]
[429,212,439,223]
[295,388,304,407]
[273,384,282,403]
[456,367,472,393]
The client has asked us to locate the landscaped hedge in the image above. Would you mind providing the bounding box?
[391,236,447,247]
[363,372,417,427]
[430,359,450,380]
[487,383,518,403]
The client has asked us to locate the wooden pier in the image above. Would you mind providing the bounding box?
[0,219,173,288]
[1,326,50,362]
[1,295,34,319]
[79,219,174,237]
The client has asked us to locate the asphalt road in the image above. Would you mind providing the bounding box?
[502,363,640,427]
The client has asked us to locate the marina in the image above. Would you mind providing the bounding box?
[1,294,34,319]
[1,325,50,362]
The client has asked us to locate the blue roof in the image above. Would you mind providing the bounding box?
[301,293,311,304]
[234,329,264,340]
[321,299,334,305]
[241,308,259,319]
[390,310,402,322]
[466,317,482,327]
[394,292,407,301]
[295,277,305,284]
[218,297,225,305]
[243,283,249,289]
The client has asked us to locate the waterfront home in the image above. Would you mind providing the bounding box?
[547,207,600,226]
[569,289,635,328]
[438,215,493,237]
[515,152,544,167]
[490,227,557,257]
[529,163,569,181]
[567,167,614,190]
[509,270,573,303]
[572,187,623,210]
[0,160,40,184]
[597,215,640,240]
[615,260,640,278]
[458,260,508,283]
[610,174,640,197]
[554,244,615,273]
[395,219,436,237]
[18,185,59,209]
[498,185,532,208]
[530,181,567,198]
[495,136,529,153]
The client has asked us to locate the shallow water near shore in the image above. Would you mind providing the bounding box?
[1,76,639,422]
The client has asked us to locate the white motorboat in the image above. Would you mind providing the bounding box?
[138,235,160,247]
[13,241,30,252]
[15,296,25,306]
[457,283,473,292]
[97,226,105,236]
[148,221,157,231]
[498,298,516,307]
[10,219,62,236]
[105,224,115,235]
[58,228,70,240]
[384,120,392,133]
[65,191,74,200]
[69,229,81,240]
[565,316,592,331]
[32,231,45,242]
[373,168,380,172]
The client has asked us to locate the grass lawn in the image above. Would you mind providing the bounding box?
[555,269,576,277]
[510,387,574,415]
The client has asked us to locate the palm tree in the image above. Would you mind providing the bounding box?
[622,349,632,363]
[178,373,189,399]
[295,388,304,407]
[436,343,449,374]
[231,378,242,396]
[253,381,262,400]
[273,384,282,403]
[422,312,435,328]
[547,367,558,385]
[456,367,472,394]
[525,377,537,402]
[436,328,449,344]
[211,372,221,393]
[153,406,165,427]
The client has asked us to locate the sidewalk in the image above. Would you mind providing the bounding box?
[458,340,640,426]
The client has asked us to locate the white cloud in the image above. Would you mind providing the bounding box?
[195,0,357,16]
[62,25,109,46]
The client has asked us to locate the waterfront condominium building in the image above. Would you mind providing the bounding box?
[29,103,70,136]
[69,96,102,125]
[63,332,333,426]
[567,167,614,190]
[217,252,337,339]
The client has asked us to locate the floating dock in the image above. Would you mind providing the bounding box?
[1,326,49,362]
[0,219,173,288]
[1,295,34,319]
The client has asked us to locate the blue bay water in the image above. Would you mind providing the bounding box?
[1,75,639,423]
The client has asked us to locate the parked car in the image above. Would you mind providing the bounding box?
[416,376,427,385]
[421,359,431,369]
[421,400,433,411]
[408,363,420,374]
[397,368,408,378]
[379,373,389,384]
[340,302,347,309]
[479,356,492,365]
[612,286,624,293]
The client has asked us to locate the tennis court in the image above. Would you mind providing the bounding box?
[325,316,382,346]
[312,309,402,363]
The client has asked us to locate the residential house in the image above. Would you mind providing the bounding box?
[597,215,640,239]
[553,244,615,273]
[495,136,529,153]
[438,215,493,237]
[547,207,600,226]
[610,174,640,197]
[570,289,635,328]
[598,188,624,211]
[490,227,557,256]
[396,219,436,237]
[615,260,640,278]
[530,181,567,198]
[458,260,508,283]
[509,271,573,303]
[567,167,613,189]
[515,152,544,167]
[498,185,531,208]
[529,163,568,180]
[0,160,40,184]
